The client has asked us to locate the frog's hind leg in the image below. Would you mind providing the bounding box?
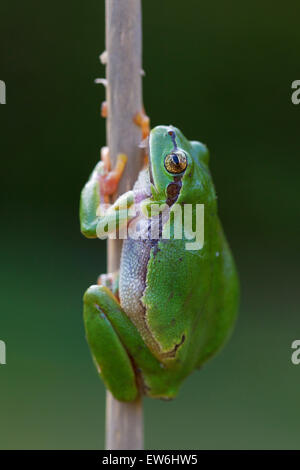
[84,284,184,401]
[83,284,138,402]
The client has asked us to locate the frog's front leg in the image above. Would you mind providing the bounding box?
[80,148,134,239]
[99,147,127,204]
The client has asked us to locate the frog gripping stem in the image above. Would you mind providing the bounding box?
[81,0,239,452]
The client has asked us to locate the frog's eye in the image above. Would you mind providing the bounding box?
[164,150,187,174]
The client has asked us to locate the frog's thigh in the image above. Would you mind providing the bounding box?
[83,284,138,402]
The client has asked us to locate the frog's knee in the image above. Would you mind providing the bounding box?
[84,284,99,303]
[83,284,118,310]
[84,284,106,301]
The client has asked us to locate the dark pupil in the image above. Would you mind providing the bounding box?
[172,154,179,165]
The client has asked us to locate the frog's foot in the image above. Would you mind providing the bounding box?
[134,109,150,140]
[99,147,127,203]
[101,101,108,118]
[97,271,119,298]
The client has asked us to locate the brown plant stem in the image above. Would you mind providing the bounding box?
[105,0,144,450]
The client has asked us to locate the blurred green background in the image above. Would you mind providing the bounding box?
[0,0,299,449]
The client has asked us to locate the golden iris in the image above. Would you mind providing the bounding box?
[164,150,187,174]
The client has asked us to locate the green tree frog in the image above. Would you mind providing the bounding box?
[80,124,239,401]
